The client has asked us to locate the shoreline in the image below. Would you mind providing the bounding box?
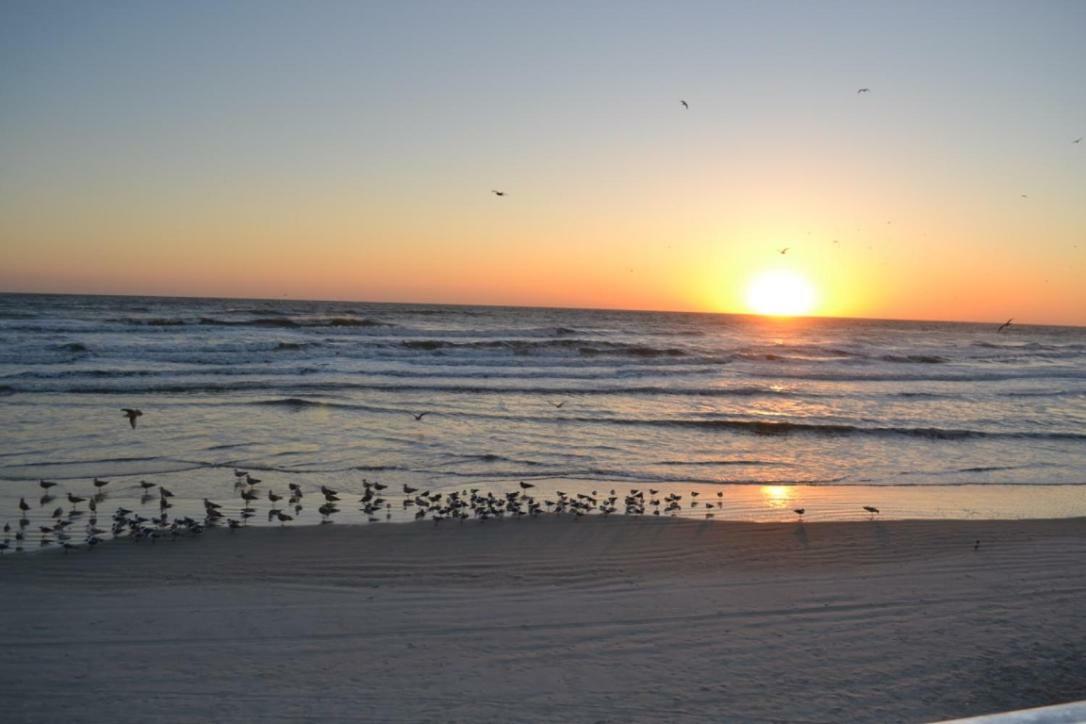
[3,516,1085,722]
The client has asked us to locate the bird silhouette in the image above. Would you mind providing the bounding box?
[997,318,1013,333]
[794,508,805,516]
[412,412,430,421]
[863,505,880,516]
[121,408,143,428]
[491,190,505,197]
[550,401,565,409]
[857,88,870,94]
[778,247,789,255]
[680,99,688,109]
[1074,138,1082,144]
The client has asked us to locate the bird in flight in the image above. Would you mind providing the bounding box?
[857,88,870,94]
[997,318,1013,333]
[680,100,689,109]
[1074,138,1082,144]
[121,408,143,428]
[550,400,565,409]
[491,190,505,197]
[1021,194,1029,199]
[412,412,430,421]
[778,247,789,255]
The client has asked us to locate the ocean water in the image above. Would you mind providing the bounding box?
[1,293,1084,534]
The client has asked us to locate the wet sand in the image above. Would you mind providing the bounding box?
[1,516,1084,722]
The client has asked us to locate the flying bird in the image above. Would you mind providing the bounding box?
[121,408,143,428]
[412,412,430,421]
[857,88,870,94]
[997,318,1013,333]
[778,247,789,255]
[680,100,689,109]
[491,190,505,197]
[550,401,565,409]
[1074,138,1082,144]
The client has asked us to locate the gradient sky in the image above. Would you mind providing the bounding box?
[2,0,1084,324]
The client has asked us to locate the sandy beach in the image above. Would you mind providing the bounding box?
[1,516,1084,723]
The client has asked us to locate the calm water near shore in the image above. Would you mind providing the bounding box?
[1,293,1084,535]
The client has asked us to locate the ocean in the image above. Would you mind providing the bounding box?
[1,292,1084,535]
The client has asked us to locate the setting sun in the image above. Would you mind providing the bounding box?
[745,270,817,316]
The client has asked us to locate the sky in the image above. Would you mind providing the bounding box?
[1,0,1084,324]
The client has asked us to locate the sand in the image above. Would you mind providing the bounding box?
[1,516,1084,723]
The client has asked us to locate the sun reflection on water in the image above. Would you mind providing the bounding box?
[761,485,794,509]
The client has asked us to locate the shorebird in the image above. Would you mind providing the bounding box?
[857,88,870,94]
[121,408,143,428]
[412,412,430,421]
[680,99,689,109]
[233,469,248,478]
[794,508,805,517]
[18,497,30,513]
[863,505,880,517]
[93,477,110,489]
[404,484,418,494]
[519,481,535,490]
[39,480,57,490]
[268,490,283,503]
[139,480,156,490]
[68,493,86,506]
[491,190,505,197]
[778,247,789,255]
[997,318,1013,333]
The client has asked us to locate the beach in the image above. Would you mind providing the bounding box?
[2,516,1084,723]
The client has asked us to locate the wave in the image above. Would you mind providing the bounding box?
[111,316,394,329]
[879,354,948,364]
[399,338,688,357]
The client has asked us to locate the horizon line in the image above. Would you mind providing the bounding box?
[0,288,1080,330]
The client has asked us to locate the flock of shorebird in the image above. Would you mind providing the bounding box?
[1,453,886,554]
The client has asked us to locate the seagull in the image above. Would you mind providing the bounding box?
[863,505,880,516]
[121,408,143,428]
[412,412,430,421]
[519,481,535,490]
[680,99,689,109]
[39,480,57,490]
[18,497,30,513]
[778,247,789,255]
[93,477,110,489]
[857,88,870,94]
[997,318,1013,333]
[491,190,505,197]
[550,401,565,409]
[794,508,805,517]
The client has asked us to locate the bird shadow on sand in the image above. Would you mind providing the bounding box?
[793,522,809,548]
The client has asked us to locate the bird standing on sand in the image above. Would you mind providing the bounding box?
[997,318,1013,333]
[863,505,880,517]
[794,508,805,518]
[121,408,143,428]
[39,480,57,491]
[93,477,110,490]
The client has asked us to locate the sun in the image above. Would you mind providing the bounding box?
[745,270,816,316]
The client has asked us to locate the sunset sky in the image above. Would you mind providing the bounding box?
[2,1,1084,324]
